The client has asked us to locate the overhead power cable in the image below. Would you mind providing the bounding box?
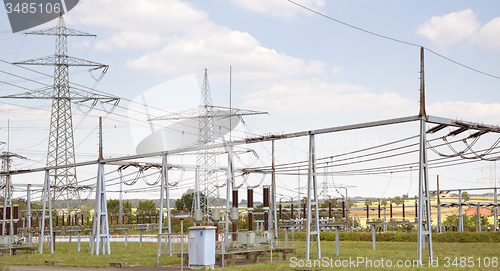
[0,59,262,140]
[287,0,500,80]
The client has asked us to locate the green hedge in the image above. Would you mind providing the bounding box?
[285,231,500,243]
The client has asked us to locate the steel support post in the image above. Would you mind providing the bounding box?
[158,155,172,257]
[27,184,32,246]
[335,226,339,256]
[285,229,288,248]
[458,189,463,232]
[372,225,376,250]
[2,175,9,239]
[494,188,498,232]
[383,207,387,232]
[91,162,111,255]
[119,170,123,223]
[345,189,349,231]
[437,176,442,234]
[39,170,54,254]
[271,140,278,244]
[477,204,481,232]
[417,47,433,265]
[305,134,321,260]
[222,143,234,268]
[417,116,433,265]
[7,175,14,254]
[195,167,200,212]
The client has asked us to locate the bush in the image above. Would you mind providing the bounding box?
[284,231,500,243]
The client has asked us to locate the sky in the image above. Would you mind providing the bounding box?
[1,0,500,204]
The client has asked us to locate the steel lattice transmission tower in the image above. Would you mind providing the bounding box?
[151,69,266,219]
[2,16,119,200]
[196,69,218,216]
[1,152,27,190]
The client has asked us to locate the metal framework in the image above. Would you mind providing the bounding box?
[157,154,172,255]
[3,113,500,262]
[0,152,26,189]
[431,186,499,233]
[417,47,433,265]
[5,15,118,200]
[39,170,54,254]
[305,134,321,260]
[150,69,266,219]
[91,118,110,255]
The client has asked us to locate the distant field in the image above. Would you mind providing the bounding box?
[350,197,498,227]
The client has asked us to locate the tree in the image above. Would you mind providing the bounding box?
[444,215,475,229]
[175,189,206,213]
[346,199,355,208]
[381,198,388,207]
[392,196,404,206]
[364,198,373,206]
[136,199,156,214]
[106,199,133,215]
[461,192,471,202]
[81,202,93,214]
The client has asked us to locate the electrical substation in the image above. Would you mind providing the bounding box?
[1,11,500,270]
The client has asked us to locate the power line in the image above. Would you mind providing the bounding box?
[287,0,500,80]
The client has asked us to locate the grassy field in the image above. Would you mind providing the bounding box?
[1,239,499,270]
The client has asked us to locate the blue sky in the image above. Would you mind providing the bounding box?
[1,0,500,201]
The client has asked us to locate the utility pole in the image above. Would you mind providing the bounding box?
[417,47,433,265]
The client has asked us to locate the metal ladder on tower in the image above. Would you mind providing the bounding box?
[305,133,321,260]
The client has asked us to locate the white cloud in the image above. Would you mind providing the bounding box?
[67,0,210,33]
[428,101,500,125]
[242,78,418,119]
[66,0,325,82]
[243,78,500,125]
[126,29,325,82]
[94,31,165,51]
[416,9,480,47]
[229,0,325,18]
[304,60,325,75]
[477,17,500,50]
[66,0,216,50]
[331,66,344,74]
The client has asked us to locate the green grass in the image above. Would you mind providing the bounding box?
[1,240,499,270]
[224,241,500,271]
[0,242,180,268]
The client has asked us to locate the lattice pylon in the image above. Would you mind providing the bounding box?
[91,162,110,255]
[39,170,54,254]
[12,15,112,200]
[1,174,13,240]
[194,69,218,218]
